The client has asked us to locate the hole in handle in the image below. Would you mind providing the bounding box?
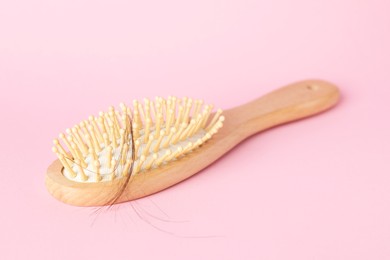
[306,85,319,90]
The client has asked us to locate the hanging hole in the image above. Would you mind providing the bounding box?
[306,85,319,90]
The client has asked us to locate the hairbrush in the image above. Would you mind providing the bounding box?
[46,79,340,206]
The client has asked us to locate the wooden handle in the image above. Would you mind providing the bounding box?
[224,79,340,137]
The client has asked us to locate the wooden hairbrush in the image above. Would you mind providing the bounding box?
[46,79,340,206]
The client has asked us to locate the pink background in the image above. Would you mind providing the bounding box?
[1,0,389,259]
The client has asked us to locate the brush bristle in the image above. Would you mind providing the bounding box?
[52,96,224,183]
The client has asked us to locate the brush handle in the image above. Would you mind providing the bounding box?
[223,79,340,138]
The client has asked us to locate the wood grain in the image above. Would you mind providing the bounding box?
[46,79,340,206]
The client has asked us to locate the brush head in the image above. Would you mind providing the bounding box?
[52,96,224,184]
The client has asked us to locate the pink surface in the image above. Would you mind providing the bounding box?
[1,0,389,259]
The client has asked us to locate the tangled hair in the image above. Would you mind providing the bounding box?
[106,113,136,206]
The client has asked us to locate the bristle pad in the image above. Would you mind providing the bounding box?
[52,96,225,183]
